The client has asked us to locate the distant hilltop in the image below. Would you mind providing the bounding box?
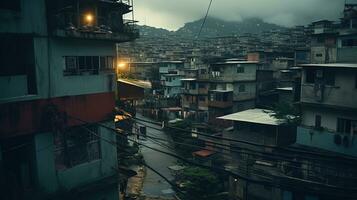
[138,17,286,38]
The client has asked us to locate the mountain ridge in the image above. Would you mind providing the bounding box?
[138,17,286,38]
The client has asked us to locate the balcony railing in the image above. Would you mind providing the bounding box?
[47,0,139,42]
[208,100,233,108]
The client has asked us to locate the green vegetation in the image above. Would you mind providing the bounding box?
[271,102,301,125]
[164,119,205,157]
[177,166,227,200]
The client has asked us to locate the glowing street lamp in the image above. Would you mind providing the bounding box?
[85,13,94,25]
[117,62,127,70]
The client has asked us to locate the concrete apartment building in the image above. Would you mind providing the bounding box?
[0,0,137,199]
[180,59,258,126]
[219,108,357,200]
[297,3,357,157]
[208,60,258,126]
[159,61,184,98]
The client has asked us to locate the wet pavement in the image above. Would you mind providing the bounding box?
[135,114,177,198]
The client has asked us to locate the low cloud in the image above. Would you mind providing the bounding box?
[133,0,346,30]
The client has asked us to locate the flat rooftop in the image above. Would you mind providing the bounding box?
[218,108,284,125]
[276,87,293,91]
[213,61,259,65]
[117,78,152,89]
[299,63,357,69]
[180,78,196,81]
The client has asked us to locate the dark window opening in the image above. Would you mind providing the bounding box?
[198,83,205,89]
[315,115,321,129]
[237,66,245,73]
[0,36,37,95]
[190,82,196,90]
[0,1,21,11]
[305,69,316,84]
[315,53,323,57]
[324,70,335,86]
[239,84,246,92]
[64,56,114,76]
[337,118,352,134]
[54,125,101,170]
[342,39,357,47]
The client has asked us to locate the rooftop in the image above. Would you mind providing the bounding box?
[218,108,284,126]
[276,87,293,91]
[180,78,196,81]
[117,78,152,89]
[299,63,357,69]
[210,89,233,93]
[214,61,259,65]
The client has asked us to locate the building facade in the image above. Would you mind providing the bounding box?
[0,0,138,199]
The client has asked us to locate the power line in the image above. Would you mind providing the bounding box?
[139,131,357,180]
[197,0,213,39]
[79,125,195,200]
[133,116,357,163]
[67,114,357,197]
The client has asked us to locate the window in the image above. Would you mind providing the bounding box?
[199,83,205,89]
[324,70,335,86]
[64,56,114,76]
[315,115,321,129]
[199,96,205,102]
[0,1,21,11]
[342,39,357,47]
[337,118,353,134]
[0,36,37,94]
[239,84,246,92]
[54,125,101,170]
[190,82,196,89]
[305,69,316,84]
[315,53,323,57]
[316,37,324,44]
[237,67,245,73]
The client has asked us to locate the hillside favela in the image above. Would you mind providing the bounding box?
[1,0,357,200]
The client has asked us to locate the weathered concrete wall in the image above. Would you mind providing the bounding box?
[301,68,357,109]
[0,0,47,35]
[34,122,118,195]
[49,38,116,98]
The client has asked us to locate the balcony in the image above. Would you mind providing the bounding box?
[47,0,139,42]
[182,88,199,95]
[208,100,233,108]
[182,102,198,110]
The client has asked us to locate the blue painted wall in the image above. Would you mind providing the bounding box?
[297,126,357,157]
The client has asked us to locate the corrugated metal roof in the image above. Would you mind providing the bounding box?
[117,78,152,89]
[299,63,357,68]
[218,108,284,125]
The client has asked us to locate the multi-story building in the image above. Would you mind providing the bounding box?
[297,63,357,156]
[0,0,138,199]
[159,61,184,98]
[219,108,357,200]
[208,60,258,127]
[181,68,210,122]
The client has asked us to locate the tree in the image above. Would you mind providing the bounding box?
[180,167,220,200]
[270,102,301,125]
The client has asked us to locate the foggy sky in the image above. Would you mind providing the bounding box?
[131,0,348,31]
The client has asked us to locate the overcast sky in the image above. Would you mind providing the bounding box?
[130,0,349,31]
